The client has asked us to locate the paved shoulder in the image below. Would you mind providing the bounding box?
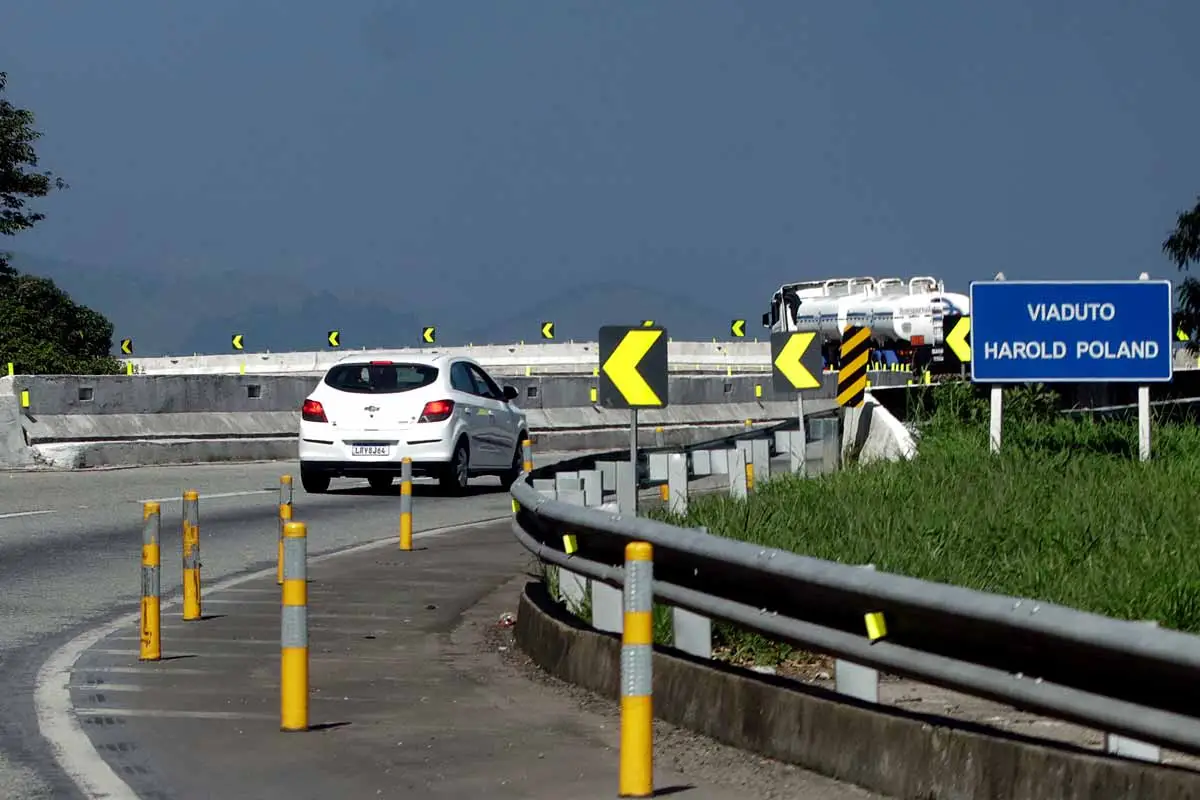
[65,521,882,799]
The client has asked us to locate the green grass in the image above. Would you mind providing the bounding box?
[644,381,1200,665]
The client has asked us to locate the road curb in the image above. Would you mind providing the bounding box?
[512,580,1200,800]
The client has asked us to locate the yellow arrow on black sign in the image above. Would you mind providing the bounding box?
[327,330,340,348]
[731,319,746,338]
[945,315,971,363]
[120,338,133,355]
[232,334,244,351]
[598,325,669,409]
[422,326,436,344]
[771,332,823,392]
[541,321,555,340]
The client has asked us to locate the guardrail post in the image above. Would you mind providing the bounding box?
[1105,621,1163,763]
[835,563,879,703]
[616,460,637,514]
[549,482,589,617]
[280,520,309,731]
[182,490,202,621]
[573,481,621,635]
[620,541,654,798]
[579,468,603,506]
[399,457,413,551]
[599,461,617,495]
[277,475,292,585]
[140,501,162,661]
[816,417,841,474]
[751,438,771,484]
[666,453,688,516]
[729,448,748,499]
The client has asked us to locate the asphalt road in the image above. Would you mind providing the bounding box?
[2,457,883,800]
[0,459,527,799]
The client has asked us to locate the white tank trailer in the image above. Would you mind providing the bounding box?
[761,276,970,369]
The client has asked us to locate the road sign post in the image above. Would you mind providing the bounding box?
[771,332,824,476]
[599,325,669,514]
[969,275,1173,459]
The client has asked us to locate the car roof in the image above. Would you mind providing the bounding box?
[328,351,476,368]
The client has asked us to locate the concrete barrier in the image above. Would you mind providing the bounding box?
[0,371,916,469]
[0,377,32,468]
[513,581,1200,800]
[126,340,778,376]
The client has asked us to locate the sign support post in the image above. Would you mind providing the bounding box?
[1137,272,1152,462]
[770,331,824,476]
[988,273,1005,455]
[599,325,670,515]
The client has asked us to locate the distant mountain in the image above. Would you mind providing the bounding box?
[4,252,759,355]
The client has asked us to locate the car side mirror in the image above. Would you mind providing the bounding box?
[502,385,519,401]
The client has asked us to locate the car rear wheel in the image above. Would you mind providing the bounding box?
[367,474,394,492]
[439,439,470,495]
[300,465,331,494]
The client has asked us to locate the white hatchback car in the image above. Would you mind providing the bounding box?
[298,353,528,494]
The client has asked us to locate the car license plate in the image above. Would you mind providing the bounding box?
[351,444,389,457]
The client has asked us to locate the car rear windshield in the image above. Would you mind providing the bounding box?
[323,363,439,394]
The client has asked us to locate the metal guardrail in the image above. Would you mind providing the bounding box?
[508,420,1200,759]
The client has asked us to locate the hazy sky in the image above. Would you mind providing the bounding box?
[4,1,1200,331]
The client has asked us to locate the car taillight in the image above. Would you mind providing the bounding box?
[418,399,454,423]
[370,360,393,365]
[302,399,327,423]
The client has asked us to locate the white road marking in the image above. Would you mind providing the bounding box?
[69,684,143,693]
[34,514,510,800]
[0,510,57,520]
[73,708,276,721]
[137,489,273,504]
[74,666,208,676]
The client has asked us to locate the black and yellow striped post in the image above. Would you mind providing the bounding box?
[619,541,654,797]
[182,490,202,621]
[140,501,161,661]
[281,520,309,731]
[399,457,413,551]
[837,326,872,408]
[277,475,293,585]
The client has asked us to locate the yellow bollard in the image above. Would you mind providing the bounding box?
[620,541,654,797]
[278,475,293,585]
[140,502,162,661]
[280,520,309,731]
[399,457,413,551]
[658,484,669,501]
[745,461,755,493]
[182,490,202,620]
[522,438,534,473]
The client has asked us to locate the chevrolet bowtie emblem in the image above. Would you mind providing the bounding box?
[364,405,380,412]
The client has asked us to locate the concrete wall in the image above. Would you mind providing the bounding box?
[0,378,32,468]
[126,339,779,375]
[7,371,913,417]
[513,583,1200,800]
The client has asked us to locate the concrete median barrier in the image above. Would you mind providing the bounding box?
[0,371,915,469]
[513,581,1200,800]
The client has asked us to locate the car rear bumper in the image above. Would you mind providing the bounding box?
[298,426,455,471]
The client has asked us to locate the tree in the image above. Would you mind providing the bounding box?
[1164,196,1200,351]
[0,70,122,374]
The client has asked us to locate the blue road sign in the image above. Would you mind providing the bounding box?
[969,280,1174,383]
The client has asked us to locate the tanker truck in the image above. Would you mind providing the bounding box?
[761,275,970,370]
